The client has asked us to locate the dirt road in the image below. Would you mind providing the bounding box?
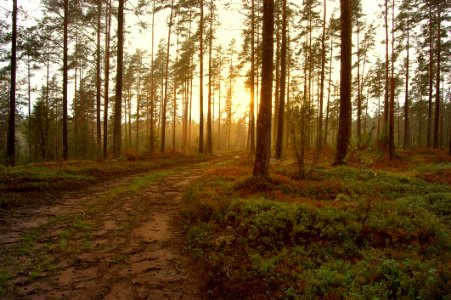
[0,161,216,299]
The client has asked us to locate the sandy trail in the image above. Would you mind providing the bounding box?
[0,163,212,299]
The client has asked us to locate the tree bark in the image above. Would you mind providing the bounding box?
[275,0,287,159]
[113,0,125,158]
[96,0,102,157]
[404,28,410,149]
[103,0,112,158]
[253,0,274,178]
[433,4,441,149]
[249,0,256,153]
[199,0,205,153]
[161,0,174,153]
[62,0,69,161]
[334,0,352,166]
[206,0,214,155]
[7,0,18,166]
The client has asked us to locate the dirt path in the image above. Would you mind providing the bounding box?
[0,161,218,299]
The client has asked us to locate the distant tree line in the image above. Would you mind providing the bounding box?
[0,0,449,166]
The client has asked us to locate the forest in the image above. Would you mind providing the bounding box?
[0,0,450,298]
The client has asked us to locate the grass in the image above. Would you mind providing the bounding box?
[0,154,208,209]
[183,154,451,299]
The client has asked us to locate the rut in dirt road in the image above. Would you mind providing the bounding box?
[0,163,213,299]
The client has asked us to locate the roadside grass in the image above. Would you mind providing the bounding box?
[183,156,451,299]
[0,154,207,209]
[0,168,175,295]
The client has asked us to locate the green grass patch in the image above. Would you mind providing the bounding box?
[183,161,451,299]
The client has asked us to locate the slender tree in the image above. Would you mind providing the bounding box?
[113,0,125,158]
[275,0,287,159]
[253,0,274,178]
[96,0,102,157]
[62,0,69,161]
[433,3,441,149]
[334,0,352,165]
[199,0,205,153]
[7,0,18,166]
[206,0,214,155]
[161,0,175,153]
[103,0,112,158]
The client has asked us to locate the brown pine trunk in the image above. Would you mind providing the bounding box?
[199,0,205,153]
[96,0,102,157]
[404,29,410,149]
[427,4,433,148]
[206,0,213,155]
[334,0,352,166]
[113,0,124,158]
[149,0,155,153]
[161,0,174,153]
[383,0,389,144]
[103,0,112,158]
[7,0,17,166]
[249,0,256,153]
[389,0,395,159]
[253,0,274,179]
[315,0,327,157]
[62,0,69,161]
[433,4,441,149]
[275,0,287,159]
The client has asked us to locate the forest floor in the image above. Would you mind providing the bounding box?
[0,150,450,299]
[0,154,233,299]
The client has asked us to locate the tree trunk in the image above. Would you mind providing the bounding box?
[206,0,213,155]
[62,0,69,161]
[383,0,389,144]
[427,3,433,148]
[253,0,274,179]
[249,0,256,153]
[315,0,326,157]
[113,0,125,158]
[7,0,18,166]
[324,33,333,146]
[96,0,102,157]
[150,0,155,153]
[103,0,112,158]
[433,4,441,149]
[334,0,352,166]
[404,28,410,149]
[199,0,205,153]
[389,0,395,159]
[275,0,287,159]
[161,0,174,153]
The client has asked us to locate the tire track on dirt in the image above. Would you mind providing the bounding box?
[0,161,222,299]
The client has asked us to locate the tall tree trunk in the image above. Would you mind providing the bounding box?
[96,0,102,157]
[113,0,125,158]
[150,0,155,153]
[356,22,362,143]
[173,34,178,153]
[383,0,389,144]
[136,59,142,151]
[389,0,395,159]
[273,10,280,147]
[275,0,287,159]
[103,0,112,158]
[334,0,352,166]
[427,3,433,148]
[62,0,69,161]
[253,0,274,179]
[249,0,256,153]
[161,0,174,153]
[315,0,327,157]
[433,4,441,149]
[7,0,17,166]
[27,55,31,158]
[199,0,205,153]
[404,29,410,149]
[206,0,213,155]
[324,32,333,146]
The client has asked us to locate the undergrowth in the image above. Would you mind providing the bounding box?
[183,157,451,299]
